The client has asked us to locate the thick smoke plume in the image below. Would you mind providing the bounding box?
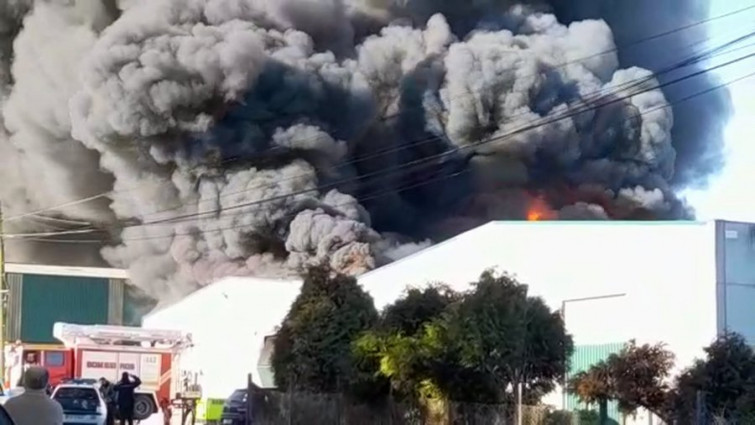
[0,0,731,300]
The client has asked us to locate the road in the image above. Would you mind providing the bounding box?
[141,412,165,424]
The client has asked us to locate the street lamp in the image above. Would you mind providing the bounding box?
[561,292,627,411]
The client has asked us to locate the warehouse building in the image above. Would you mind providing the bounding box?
[4,264,152,344]
[144,219,755,422]
[144,277,301,395]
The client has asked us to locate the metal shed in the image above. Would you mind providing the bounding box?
[4,264,148,343]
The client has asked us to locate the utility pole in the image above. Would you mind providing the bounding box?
[516,382,523,425]
[0,201,6,387]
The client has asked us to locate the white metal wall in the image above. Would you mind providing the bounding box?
[360,221,719,372]
[360,221,719,423]
[143,277,301,398]
[145,221,721,409]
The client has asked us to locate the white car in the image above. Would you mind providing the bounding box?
[51,381,106,425]
[0,387,25,405]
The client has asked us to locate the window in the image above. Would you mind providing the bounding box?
[230,389,248,403]
[23,351,38,365]
[45,351,65,367]
[53,387,100,413]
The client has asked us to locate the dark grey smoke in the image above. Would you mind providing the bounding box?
[549,0,733,188]
[0,0,731,300]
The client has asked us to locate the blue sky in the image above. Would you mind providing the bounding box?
[684,0,755,221]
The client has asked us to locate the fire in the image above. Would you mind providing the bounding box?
[526,196,558,221]
[527,210,544,221]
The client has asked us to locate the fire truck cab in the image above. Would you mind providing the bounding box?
[4,342,71,392]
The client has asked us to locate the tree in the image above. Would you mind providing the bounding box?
[379,284,459,335]
[569,362,614,422]
[449,270,574,404]
[570,333,755,423]
[569,341,675,422]
[670,333,755,422]
[355,270,572,406]
[608,340,675,418]
[353,285,469,400]
[543,409,577,425]
[272,264,380,396]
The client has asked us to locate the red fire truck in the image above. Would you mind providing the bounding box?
[4,322,192,420]
[4,342,70,390]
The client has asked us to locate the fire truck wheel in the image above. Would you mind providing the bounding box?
[133,394,156,420]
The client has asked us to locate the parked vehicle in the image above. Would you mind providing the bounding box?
[51,322,192,421]
[52,380,106,425]
[220,389,248,425]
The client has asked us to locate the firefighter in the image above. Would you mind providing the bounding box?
[114,372,142,425]
[99,377,117,425]
[159,398,172,425]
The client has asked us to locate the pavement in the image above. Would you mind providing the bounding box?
[140,412,165,424]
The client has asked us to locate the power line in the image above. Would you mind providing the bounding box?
[17,167,470,244]
[5,4,755,223]
[24,216,92,230]
[31,29,755,237]
[126,30,755,222]
[1,228,102,239]
[5,193,108,224]
[13,61,755,244]
[9,44,755,241]
[112,47,755,229]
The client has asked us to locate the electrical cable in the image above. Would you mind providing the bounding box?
[13,63,755,244]
[116,48,755,229]
[29,29,755,235]
[8,45,755,240]
[82,29,755,223]
[5,3,755,223]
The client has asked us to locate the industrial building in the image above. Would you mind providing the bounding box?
[4,264,150,344]
[143,220,755,422]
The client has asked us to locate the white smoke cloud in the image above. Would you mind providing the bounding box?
[2,1,114,220]
[0,0,696,301]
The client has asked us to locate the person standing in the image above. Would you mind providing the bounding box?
[4,366,64,425]
[113,372,141,425]
[99,377,116,425]
[159,397,172,425]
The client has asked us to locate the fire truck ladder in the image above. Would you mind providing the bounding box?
[53,322,192,350]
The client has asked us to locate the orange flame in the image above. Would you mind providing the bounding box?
[527,210,544,221]
[526,197,558,221]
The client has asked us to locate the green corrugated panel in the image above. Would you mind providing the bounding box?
[20,274,109,343]
[567,342,626,423]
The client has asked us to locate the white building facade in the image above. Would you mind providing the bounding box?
[360,221,723,423]
[144,220,755,423]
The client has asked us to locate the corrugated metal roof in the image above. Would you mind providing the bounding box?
[145,276,299,318]
[6,263,128,279]
[358,220,712,282]
[489,220,707,226]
